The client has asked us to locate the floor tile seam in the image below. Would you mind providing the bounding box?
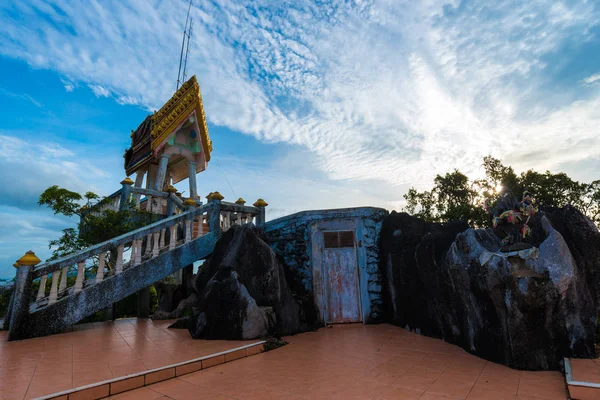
[22,344,44,400]
[461,360,487,400]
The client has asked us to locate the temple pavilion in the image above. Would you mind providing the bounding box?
[123,75,212,202]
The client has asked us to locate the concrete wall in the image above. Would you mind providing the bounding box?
[263,207,388,324]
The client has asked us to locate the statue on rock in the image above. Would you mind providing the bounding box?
[485,190,539,250]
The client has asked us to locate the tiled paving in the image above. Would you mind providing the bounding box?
[115,324,569,400]
[0,318,255,400]
[567,358,600,399]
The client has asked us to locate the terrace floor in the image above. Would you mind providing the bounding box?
[0,318,256,400]
[112,324,569,400]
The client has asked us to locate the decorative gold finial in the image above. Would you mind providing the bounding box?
[183,198,197,206]
[235,198,246,205]
[167,185,177,193]
[253,198,268,207]
[130,129,135,138]
[120,177,134,185]
[207,192,224,201]
[17,250,41,266]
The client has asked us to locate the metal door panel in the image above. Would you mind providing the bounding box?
[323,247,361,323]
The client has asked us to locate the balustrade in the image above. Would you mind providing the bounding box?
[24,203,212,308]
[9,191,267,341]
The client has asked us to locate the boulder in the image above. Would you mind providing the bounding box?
[173,223,313,339]
[380,208,600,370]
[185,267,275,339]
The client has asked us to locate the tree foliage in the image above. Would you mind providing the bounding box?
[403,156,600,227]
[38,186,154,261]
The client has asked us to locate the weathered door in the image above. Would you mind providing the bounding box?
[322,231,361,323]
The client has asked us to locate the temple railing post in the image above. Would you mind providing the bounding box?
[8,251,41,341]
[166,186,177,216]
[253,198,268,226]
[119,177,134,211]
[207,192,223,235]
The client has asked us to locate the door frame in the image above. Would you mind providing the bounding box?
[310,219,369,325]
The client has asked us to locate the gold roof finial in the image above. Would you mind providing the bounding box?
[235,198,246,205]
[207,191,224,201]
[183,198,197,206]
[121,177,134,185]
[17,250,41,266]
[167,185,178,193]
[253,198,268,207]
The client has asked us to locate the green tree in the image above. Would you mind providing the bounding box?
[403,156,600,227]
[39,186,155,261]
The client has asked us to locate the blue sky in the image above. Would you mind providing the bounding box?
[1,0,600,279]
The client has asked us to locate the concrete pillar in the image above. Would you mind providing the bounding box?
[103,305,114,321]
[8,264,34,340]
[188,161,197,200]
[119,177,134,211]
[154,154,171,191]
[8,250,40,340]
[253,199,268,225]
[134,170,145,208]
[136,287,150,319]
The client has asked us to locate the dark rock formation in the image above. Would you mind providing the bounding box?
[380,208,600,370]
[152,292,198,320]
[172,224,315,339]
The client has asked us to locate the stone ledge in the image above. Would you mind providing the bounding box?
[39,341,266,400]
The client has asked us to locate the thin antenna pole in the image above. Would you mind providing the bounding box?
[177,0,193,90]
[182,18,193,83]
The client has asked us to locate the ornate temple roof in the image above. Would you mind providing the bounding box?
[123,75,212,176]
[123,115,153,176]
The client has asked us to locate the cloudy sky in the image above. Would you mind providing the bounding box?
[1,0,600,278]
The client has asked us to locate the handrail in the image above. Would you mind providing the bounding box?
[130,187,169,198]
[169,193,185,210]
[220,201,260,214]
[85,189,122,210]
[32,203,213,278]
[105,189,123,199]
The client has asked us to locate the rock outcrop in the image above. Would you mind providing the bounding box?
[380,208,600,370]
[171,224,315,339]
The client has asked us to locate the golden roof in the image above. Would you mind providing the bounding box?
[151,76,212,161]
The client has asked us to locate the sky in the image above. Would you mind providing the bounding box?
[1,0,600,279]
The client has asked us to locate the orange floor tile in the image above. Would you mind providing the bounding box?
[0,318,255,400]
[117,324,570,400]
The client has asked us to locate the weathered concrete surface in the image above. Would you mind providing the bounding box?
[176,224,309,339]
[12,233,217,340]
[264,207,388,324]
[380,209,600,370]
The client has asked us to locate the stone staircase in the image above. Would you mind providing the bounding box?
[5,191,268,341]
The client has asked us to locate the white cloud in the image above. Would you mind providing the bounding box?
[89,84,110,97]
[0,1,599,192]
[61,78,75,92]
[581,72,600,87]
[0,87,43,108]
